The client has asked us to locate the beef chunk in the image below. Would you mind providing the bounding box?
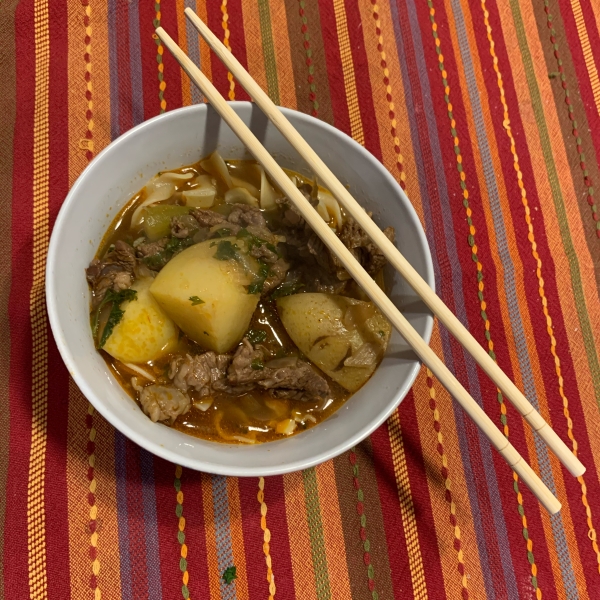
[137,385,190,424]
[171,214,200,238]
[169,352,232,396]
[250,243,279,264]
[227,204,267,228]
[336,216,395,275]
[191,208,227,228]
[262,258,290,294]
[228,339,330,400]
[86,240,136,308]
[136,237,168,259]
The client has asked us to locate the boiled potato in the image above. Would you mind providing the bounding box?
[276,293,392,392]
[150,237,259,353]
[103,278,179,363]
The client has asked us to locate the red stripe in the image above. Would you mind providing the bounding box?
[124,442,151,599]
[225,0,251,102]
[556,0,600,167]
[3,0,37,596]
[117,0,133,133]
[369,407,416,598]
[44,0,74,596]
[316,0,352,137]
[161,0,184,111]
[345,0,383,161]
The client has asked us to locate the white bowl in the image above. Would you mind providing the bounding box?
[46,103,434,476]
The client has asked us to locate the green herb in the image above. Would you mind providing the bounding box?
[237,228,280,256]
[251,359,264,370]
[143,236,195,269]
[247,260,270,295]
[258,261,270,278]
[247,280,265,295]
[213,240,239,261]
[271,280,305,299]
[246,329,267,344]
[378,330,385,337]
[95,288,138,348]
[222,566,237,585]
[204,331,209,335]
[212,227,231,238]
[189,296,204,306]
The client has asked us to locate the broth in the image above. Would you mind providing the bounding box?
[87,154,394,444]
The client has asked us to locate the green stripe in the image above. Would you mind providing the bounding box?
[257,0,280,104]
[508,0,600,408]
[302,468,332,600]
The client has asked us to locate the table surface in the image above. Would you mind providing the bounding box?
[1,0,600,598]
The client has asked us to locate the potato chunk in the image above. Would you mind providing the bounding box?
[103,277,179,363]
[149,237,259,353]
[276,293,391,392]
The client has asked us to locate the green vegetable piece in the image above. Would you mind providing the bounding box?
[213,240,239,261]
[251,358,264,370]
[95,288,138,348]
[222,566,237,585]
[189,296,204,306]
[142,205,190,241]
[246,329,267,344]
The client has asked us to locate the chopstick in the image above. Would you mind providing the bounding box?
[183,7,584,481]
[155,25,562,514]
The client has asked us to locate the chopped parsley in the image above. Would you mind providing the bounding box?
[189,296,204,306]
[93,288,138,348]
[213,240,239,261]
[211,227,231,238]
[271,280,305,299]
[143,236,195,269]
[378,330,385,337]
[247,260,270,295]
[222,566,237,585]
[246,329,267,344]
[237,228,280,257]
[251,358,264,370]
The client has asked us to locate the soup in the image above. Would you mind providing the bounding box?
[86,152,395,444]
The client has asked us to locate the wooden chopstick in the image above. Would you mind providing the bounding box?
[155,25,561,514]
[183,7,584,481]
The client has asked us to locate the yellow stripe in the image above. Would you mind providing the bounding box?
[258,478,276,600]
[28,0,50,596]
[220,0,235,100]
[569,0,600,117]
[331,0,364,145]
[387,411,428,599]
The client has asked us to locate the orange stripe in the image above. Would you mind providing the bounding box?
[282,472,318,600]
[268,0,297,109]
[240,0,269,93]
[226,477,250,600]
[220,0,235,99]
[313,462,352,600]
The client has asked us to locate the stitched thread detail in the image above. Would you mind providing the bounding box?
[258,478,276,599]
[175,466,191,599]
[153,0,166,113]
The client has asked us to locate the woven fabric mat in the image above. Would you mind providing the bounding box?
[1,0,600,598]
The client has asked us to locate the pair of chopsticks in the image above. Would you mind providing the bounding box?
[157,11,585,514]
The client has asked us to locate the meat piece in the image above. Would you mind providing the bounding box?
[258,359,330,401]
[227,203,267,228]
[227,339,267,385]
[86,240,137,308]
[227,340,330,400]
[336,216,395,275]
[135,237,168,259]
[250,243,279,264]
[138,385,190,424]
[169,352,231,396]
[262,258,290,294]
[171,214,200,238]
[191,208,227,228]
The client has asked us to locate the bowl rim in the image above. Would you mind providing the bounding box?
[46,102,435,476]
